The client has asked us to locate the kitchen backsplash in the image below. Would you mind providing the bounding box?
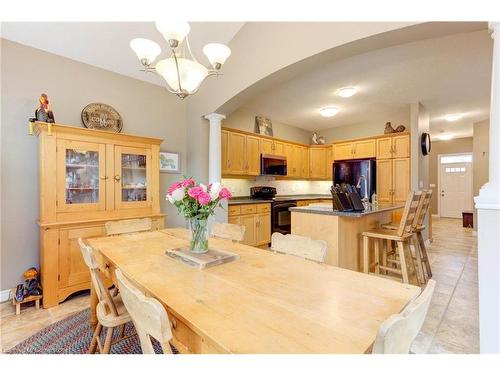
[222,177,332,197]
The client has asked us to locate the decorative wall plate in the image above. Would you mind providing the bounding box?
[81,103,123,132]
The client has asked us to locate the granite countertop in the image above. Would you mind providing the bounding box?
[289,204,405,217]
[228,195,332,205]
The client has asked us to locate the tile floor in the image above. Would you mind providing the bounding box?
[0,217,479,353]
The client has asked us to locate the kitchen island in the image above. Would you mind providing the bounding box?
[290,204,404,271]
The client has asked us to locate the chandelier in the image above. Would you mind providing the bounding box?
[130,22,231,99]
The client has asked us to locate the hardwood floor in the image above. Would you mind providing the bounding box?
[1,217,479,353]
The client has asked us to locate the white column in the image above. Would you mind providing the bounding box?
[204,113,226,183]
[475,22,500,353]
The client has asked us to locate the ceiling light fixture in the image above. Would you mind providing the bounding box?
[130,22,231,99]
[337,87,357,98]
[438,134,453,141]
[445,113,463,122]
[319,107,339,117]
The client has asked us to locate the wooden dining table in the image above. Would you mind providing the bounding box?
[86,228,421,354]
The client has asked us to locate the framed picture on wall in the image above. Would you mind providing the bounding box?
[160,151,181,173]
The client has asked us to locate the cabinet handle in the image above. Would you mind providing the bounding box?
[100,176,108,180]
[114,175,121,182]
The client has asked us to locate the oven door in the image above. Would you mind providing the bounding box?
[272,201,297,235]
[261,154,287,176]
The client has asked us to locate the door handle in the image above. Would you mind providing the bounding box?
[100,176,108,180]
[114,175,121,182]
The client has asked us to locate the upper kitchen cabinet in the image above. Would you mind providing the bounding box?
[376,134,410,159]
[261,138,285,156]
[310,146,328,179]
[223,130,261,176]
[334,139,376,160]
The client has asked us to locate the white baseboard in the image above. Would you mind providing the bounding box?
[0,289,11,303]
[432,214,440,218]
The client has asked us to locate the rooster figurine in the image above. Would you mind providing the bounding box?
[384,121,406,134]
[35,93,55,123]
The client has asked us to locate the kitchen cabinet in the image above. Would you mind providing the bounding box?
[376,157,410,222]
[334,140,376,160]
[228,203,271,247]
[261,138,285,156]
[224,131,261,176]
[285,144,303,178]
[301,146,310,178]
[36,122,164,308]
[310,147,328,179]
[326,145,334,179]
[376,134,410,159]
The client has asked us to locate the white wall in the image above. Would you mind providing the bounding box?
[0,39,188,289]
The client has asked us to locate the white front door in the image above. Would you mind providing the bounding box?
[439,159,473,218]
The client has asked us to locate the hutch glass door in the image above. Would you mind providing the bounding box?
[114,146,152,209]
[57,140,106,212]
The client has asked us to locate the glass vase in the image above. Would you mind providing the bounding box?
[189,218,209,253]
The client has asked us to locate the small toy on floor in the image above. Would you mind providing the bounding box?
[11,267,43,315]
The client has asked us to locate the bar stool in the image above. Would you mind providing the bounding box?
[362,191,421,285]
[382,190,433,281]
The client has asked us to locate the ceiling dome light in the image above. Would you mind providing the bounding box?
[130,38,161,66]
[203,43,231,70]
[319,107,339,117]
[155,21,191,48]
[438,134,453,141]
[337,87,357,98]
[445,113,463,122]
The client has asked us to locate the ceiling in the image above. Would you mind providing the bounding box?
[1,22,244,86]
[239,29,492,140]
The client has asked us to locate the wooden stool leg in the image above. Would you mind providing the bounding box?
[15,303,20,315]
[374,239,380,274]
[382,239,388,275]
[412,234,426,284]
[417,232,432,278]
[89,322,103,354]
[396,241,410,284]
[404,240,419,285]
[363,236,370,273]
[102,327,114,354]
[35,299,40,310]
[90,282,98,330]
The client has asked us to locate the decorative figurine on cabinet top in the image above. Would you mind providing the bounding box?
[35,93,56,123]
[384,121,406,134]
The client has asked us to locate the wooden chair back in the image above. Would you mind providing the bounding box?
[77,238,118,316]
[210,222,246,242]
[396,191,422,237]
[415,190,433,228]
[105,218,152,236]
[115,269,173,354]
[372,279,436,354]
[271,232,328,263]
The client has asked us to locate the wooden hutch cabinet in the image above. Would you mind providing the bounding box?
[35,122,165,308]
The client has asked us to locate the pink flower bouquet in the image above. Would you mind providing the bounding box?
[166,178,233,253]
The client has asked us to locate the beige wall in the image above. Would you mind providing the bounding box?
[0,39,188,289]
[473,120,489,228]
[224,109,310,144]
[429,137,473,215]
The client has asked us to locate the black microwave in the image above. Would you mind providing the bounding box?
[261,154,287,176]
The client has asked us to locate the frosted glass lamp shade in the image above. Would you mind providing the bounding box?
[155,58,208,95]
[203,43,231,69]
[155,21,190,46]
[130,38,161,65]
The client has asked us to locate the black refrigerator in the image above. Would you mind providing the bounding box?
[332,158,376,201]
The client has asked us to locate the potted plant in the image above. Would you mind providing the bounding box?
[166,178,232,253]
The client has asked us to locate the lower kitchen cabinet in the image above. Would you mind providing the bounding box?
[228,203,271,247]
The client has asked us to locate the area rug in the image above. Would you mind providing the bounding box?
[7,308,177,354]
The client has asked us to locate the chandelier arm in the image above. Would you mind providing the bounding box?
[185,37,199,64]
[172,51,184,94]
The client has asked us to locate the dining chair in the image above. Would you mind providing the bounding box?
[78,238,133,354]
[115,268,174,354]
[372,279,436,354]
[271,232,328,263]
[362,191,421,285]
[382,190,433,281]
[210,222,246,242]
[105,217,153,236]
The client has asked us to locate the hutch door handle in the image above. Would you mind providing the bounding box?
[100,176,108,180]
[114,175,121,182]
